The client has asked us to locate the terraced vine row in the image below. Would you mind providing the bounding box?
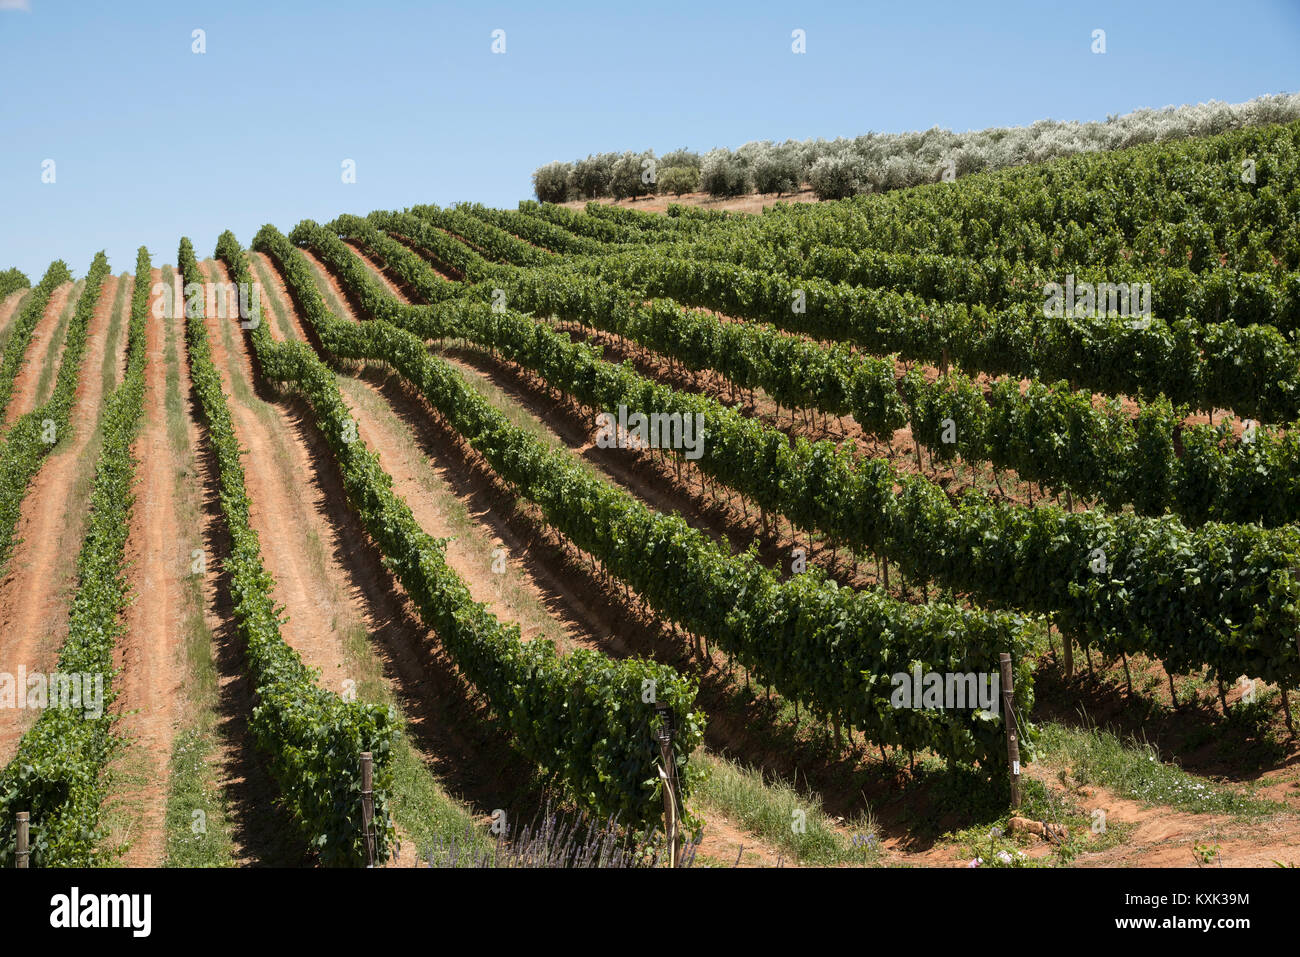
[0,254,109,573]
[0,261,73,421]
[356,212,1300,528]
[724,120,1300,273]
[235,227,704,830]
[275,221,1035,773]
[0,268,28,303]
[299,218,1300,696]
[425,202,1300,423]
[469,203,610,256]
[574,250,1300,422]
[177,238,399,866]
[0,248,150,866]
[568,214,1300,335]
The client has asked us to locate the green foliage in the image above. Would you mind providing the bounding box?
[699,150,751,197]
[0,260,73,423]
[177,237,399,866]
[292,218,1034,773]
[753,151,803,195]
[479,204,610,255]
[609,151,656,201]
[809,153,866,199]
[529,94,1300,205]
[570,153,617,200]
[660,149,701,170]
[0,249,142,866]
[583,248,1300,422]
[659,166,700,196]
[532,161,572,204]
[410,203,554,267]
[327,214,1300,698]
[249,225,705,829]
[452,237,1300,526]
[0,267,29,301]
[0,255,107,574]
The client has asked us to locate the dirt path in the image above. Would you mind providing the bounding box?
[342,242,407,299]
[0,276,117,763]
[292,251,583,649]
[0,287,33,348]
[1071,784,1256,867]
[152,267,305,866]
[692,810,784,867]
[199,259,364,688]
[110,271,190,865]
[2,282,73,431]
[560,188,821,216]
[246,251,555,828]
[323,225,1300,870]
[297,248,802,865]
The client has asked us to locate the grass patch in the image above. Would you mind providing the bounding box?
[160,265,237,866]
[943,772,1136,868]
[0,288,34,354]
[1037,721,1284,818]
[694,753,878,865]
[303,255,352,322]
[99,274,131,393]
[32,279,83,406]
[163,725,235,867]
[249,256,298,342]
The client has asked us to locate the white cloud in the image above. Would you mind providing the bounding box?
[0,0,31,10]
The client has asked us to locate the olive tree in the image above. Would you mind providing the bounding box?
[532,161,573,203]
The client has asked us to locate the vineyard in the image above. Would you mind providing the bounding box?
[2,116,1300,870]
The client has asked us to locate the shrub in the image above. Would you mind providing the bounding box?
[659,165,699,195]
[809,152,866,199]
[753,151,802,195]
[660,148,701,170]
[571,153,617,199]
[532,161,572,203]
[609,150,656,200]
[699,149,750,197]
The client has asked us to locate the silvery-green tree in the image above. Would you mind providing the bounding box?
[532,161,573,203]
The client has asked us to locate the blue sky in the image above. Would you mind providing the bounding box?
[1,0,1297,278]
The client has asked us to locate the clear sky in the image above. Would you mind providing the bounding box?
[1,0,1297,278]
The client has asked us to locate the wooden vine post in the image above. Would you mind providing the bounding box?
[655,704,682,868]
[1285,625,1300,735]
[15,812,29,869]
[999,653,1021,810]
[360,752,376,868]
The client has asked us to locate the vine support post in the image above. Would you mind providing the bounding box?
[1289,628,1300,735]
[655,704,682,868]
[360,752,376,868]
[15,812,29,869]
[999,653,1021,811]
